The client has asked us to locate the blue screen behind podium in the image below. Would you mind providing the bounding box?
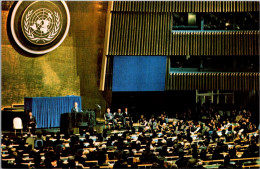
[24,96,82,128]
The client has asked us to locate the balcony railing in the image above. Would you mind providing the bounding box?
[166,72,259,91]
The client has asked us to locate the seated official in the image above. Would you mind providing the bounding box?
[114,109,126,126]
[27,111,36,134]
[71,102,82,113]
[104,108,116,126]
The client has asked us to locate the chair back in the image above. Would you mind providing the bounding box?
[13,117,23,129]
[35,139,44,148]
[26,137,35,147]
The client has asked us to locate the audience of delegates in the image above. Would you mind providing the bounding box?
[1,104,259,168]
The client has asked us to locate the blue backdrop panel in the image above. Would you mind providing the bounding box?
[24,96,82,128]
[112,56,167,91]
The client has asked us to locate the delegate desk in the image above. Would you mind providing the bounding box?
[60,110,96,133]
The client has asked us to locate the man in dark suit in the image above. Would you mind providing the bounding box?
[27,111,36,134]
[105,108,116,127]
[123,108,133,127]
[71,102,82,113]
[114,109,125,127]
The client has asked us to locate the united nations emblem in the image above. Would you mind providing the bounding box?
[22,2,62,45]
[10,1,70,54]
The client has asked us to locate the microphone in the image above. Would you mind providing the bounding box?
[95,104,101,109]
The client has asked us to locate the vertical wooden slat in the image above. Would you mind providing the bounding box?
[120,12,126,55]
[199,73,203,90]
[223,73,226,91]
[178,73,181,90]
[253,31,257,56]
[219,73,223,91]
[253,73,256,91]
[172,73,175,90]
[238,32,242,55]
[197,73,200,90]
[147,12,152,56]
[183,73,186,90]
[194,32,198,55]
[247,73,250,91]
[216,73,219,90]
[181,73,184,90]
[204,32,207,56]
[156,12,160,55]
[175,33,179,56]
[202,73,205,90]
[110,13,116,55]
[165,13,170,55]
[114,13,120,55]
[249,73,252,90]
[119,12,124,55]
[217,32,221,56]
[169,74,172,90]
[255,73,258,91]
[205,73,208,90]
[235,32,239,55]
[232,73,235,90]
[130,13,135,55]
[187,73,190,90]
[228,73,230,91]
[257,73,260,91]
[193,73,196,90]
[249,31,252,55]
[169,14,173,56]
[192,73,195,90]
[108,14,115,55]
[238,73,242,91]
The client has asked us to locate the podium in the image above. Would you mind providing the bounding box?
[60,110,96,134]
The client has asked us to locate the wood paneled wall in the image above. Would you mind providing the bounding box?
[106,1,260,92]
[112,1,259,13]
[108,1,259,56]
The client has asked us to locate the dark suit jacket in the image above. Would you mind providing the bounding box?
[114,112,124,120]
[123,112,131,118]
[27,116,37,127]
[71,107,81,113]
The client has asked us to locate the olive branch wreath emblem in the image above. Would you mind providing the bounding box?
[23,10,61,43]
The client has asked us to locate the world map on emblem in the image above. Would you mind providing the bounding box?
[21,2,63,45]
